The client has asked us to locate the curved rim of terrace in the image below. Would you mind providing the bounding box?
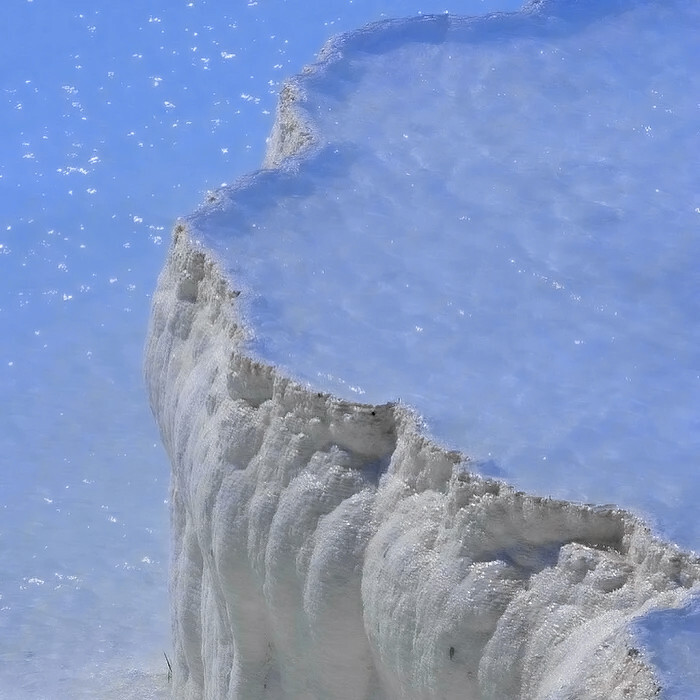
[178,0,699,557]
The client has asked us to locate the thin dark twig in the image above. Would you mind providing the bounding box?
[164,651,173,683]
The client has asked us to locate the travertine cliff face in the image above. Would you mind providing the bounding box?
[145,228,699,699]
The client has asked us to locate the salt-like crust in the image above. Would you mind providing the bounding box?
[146,226,699,699]
[145,10,700,700]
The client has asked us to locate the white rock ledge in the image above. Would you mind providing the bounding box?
[145,9,700,700]
[146,225,699,699]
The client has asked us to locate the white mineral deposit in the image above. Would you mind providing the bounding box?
[145,1,700,698]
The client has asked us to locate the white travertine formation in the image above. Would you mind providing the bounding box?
[146,230,699,699]
[145,4,700,698]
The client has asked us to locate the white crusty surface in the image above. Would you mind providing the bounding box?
[145,5,700,699]
[146,230,699,699]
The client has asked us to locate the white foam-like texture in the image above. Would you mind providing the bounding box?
[145,1,700,698]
